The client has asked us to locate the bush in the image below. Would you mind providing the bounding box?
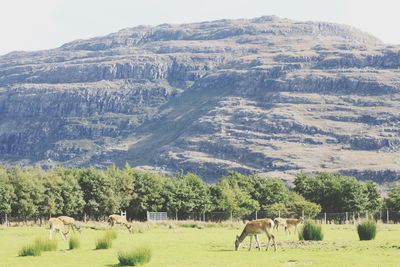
[34,237,58,252]
[19,244,42,257]
[299,221,323,241]
[118,246,152,266]
[357,221,377,240]
[69,235,80,250]
[95,236,113,249]
[105,229,118,240]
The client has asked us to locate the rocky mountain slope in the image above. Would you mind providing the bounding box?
[1,16,399,183]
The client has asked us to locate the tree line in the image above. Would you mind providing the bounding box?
[0,164,398,222]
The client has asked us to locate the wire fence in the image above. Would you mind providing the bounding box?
[146,210,400,224]
[2,210,400,225]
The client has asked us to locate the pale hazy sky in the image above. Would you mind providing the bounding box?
[1,0,399,55]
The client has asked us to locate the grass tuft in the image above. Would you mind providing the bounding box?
[299,221,324,241]
[357,221,377,240]
[18,244,42,257]
[95,234,113,250]
[34,237,58,252]
[69,235,81,250]
[118,245,152,266]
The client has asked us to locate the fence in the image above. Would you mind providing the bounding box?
[2,210,400,225]
[143,209,400,224]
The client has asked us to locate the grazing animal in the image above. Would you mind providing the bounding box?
[235,219,277,251]
[285,218,304,234]
[108,214,132,233]
[273,218,287,231]
[57,216,81,233]
[49,218,69,240]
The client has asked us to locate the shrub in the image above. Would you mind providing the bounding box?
[105,229,118,240]
[34,237,58,252]
[69,235,81,250]
[95,236,113,249]
[118,246,152,266]
[299,221,323,241]
[357,221,377,240]
[19,244,42,257]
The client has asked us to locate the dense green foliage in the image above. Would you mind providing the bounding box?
[0,165,385,221]
[299,221,324,241]
[357,221,377,240]
[294,172,382,213]
[385,182,400,211]
[118,246,152,266]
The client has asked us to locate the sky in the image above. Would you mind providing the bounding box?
[1,0,399,55]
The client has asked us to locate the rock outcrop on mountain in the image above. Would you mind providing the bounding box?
[0,16,399,184]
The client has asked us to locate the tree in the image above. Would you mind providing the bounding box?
[286,192,321,218]
[294,172,375,213]
[163,173,211,219]
[386,182,400,211]
[250,176,289,209]
[78,168,117,219]
[106,164,135,211]
[9,167,43,222]
[129,170,165,220]
[363,181,382,212]
[39,171,64,217]
[54,168,85,217]
[212,177,259,218]
[0,166,13,219]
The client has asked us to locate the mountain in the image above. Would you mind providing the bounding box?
[1,16,400,184]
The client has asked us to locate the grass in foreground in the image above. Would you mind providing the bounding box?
[118,245,152,266]
[2,223,400,266]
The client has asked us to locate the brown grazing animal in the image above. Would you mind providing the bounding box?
[273,217,287,231]
[235,219,277,251]
[57,216,81,233]
[285,218,304,234]
[108,214,132,233]
[49,218,69,240]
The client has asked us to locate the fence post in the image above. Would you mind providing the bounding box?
[387,209,389,224]
[278,210,281,218]
[230,211,233,222]
[255,210,258,220]
[345,212,348,224]
[324,212,327,224]
[302,210,305,219]
[5,214,8,227]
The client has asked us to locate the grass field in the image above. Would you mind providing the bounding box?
[0,222,399,267]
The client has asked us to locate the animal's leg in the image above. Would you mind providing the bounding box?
[249,235,253,251]
[59,229,65,240]
[266,235,271,251]
[272,234,277,251]
[255,235,261,251]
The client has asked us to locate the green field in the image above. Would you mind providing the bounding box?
[0,222,399,267]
